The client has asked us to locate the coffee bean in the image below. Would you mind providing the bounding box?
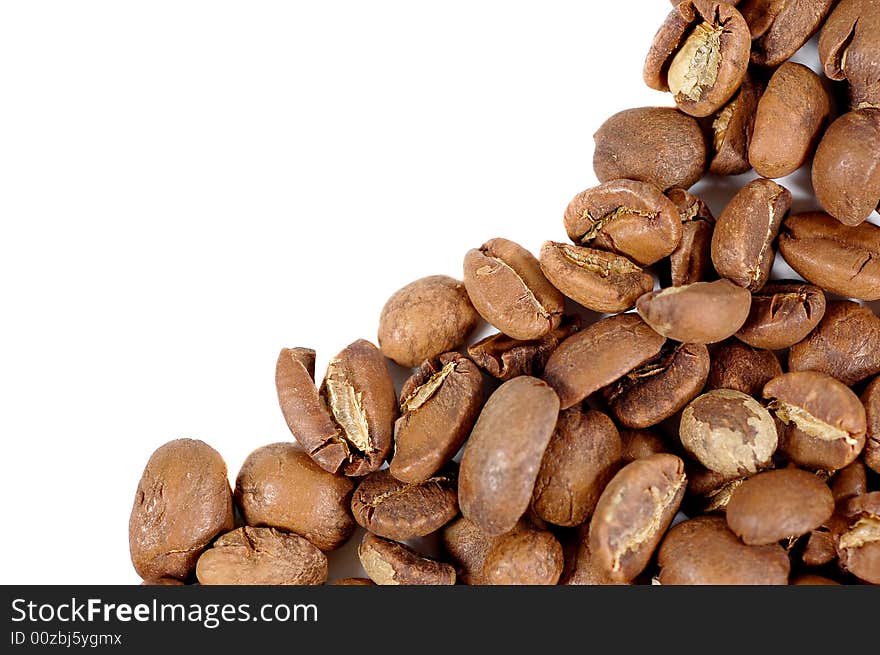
[778,213,880,301]
[862,376,880,474]
[532,409,622,527]
[803,521,839,567]
[235,443,355,551]
[539,241,654,313]
[196,527,328,585]
[832,460,868,504]
[657,516,790,585]
[592,107,707,190]
[358,533,456,586]
[788,301,880,386]
[561,532,628,585]
[666,188,716,285]
[740,0,836,67]
[276,339,397,476]
[543,313,666,410]
[711,179,791,291]
[589,453,687,582]
[603,342,709,429]
[483,528,564,585]
[378,275,480,367]
[687,475,746,515]
[709,74,763,176]
[129,439,235,581]
[680,389,777,477]
[351,467,458,541]
[637,279,752,344]
[735,282,827,350]
[390,352,483,483]
[706,340,782,397]
[140,578,185,586]
[563,179,682,266]
[441,516,499,585]
[836,492,880,584]
[791,574,840,585]
[764,371,867,471]
[467,316,581,381]
[644,1,751,117]
[725,468,835,545]
[812,109,880,226]
[331,578,375,586]
[820,0,880,110]
[463,238,564,340]
[620,429,669,463]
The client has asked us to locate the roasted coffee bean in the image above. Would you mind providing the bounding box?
[378,275,479,367]
[667,188,715,286]
[532,409,622,527]
[603,342,710,429]
[778,213,880,301]
[812,109,880,226]
[276,339,397,476]
[544,313,666,410]
[390,352,483,483]
[788,301,880,386]
[467,316,580,381]
[196,527,327,586]
[592,107,707,190]
[709,74,763,176]
[764,371,867,471]
[459,376,560,535]
[863,376,880,474]
[748,63,831,179]
[483,528,564,585]
[637,279,752,344]
[331,578,375,586]
[706,340,782,397]
[657,516,790,585]
[791,574,840,585]
[711,179,791,291]
[562,535,627,586]
[129,439,235,581]
[680,389,777,477]
[735,282,826,350]
[441,516,498,585]
[644,1,751,117]
[351,467,458,541]
[589,454,687,582]
[836,492,880,584]
[803,521,839,567]
[820,0,880,110]
[563,179,682,266]
[687,474,746,515]
[725,468,835,545]
[620,429,669,463]
[358,533,456,586]
[832,460,868,504]
[463,238,564,340]
[235,443,355,551]
[140,578,185,586]
[740,0,836,67]
[539,242,654,313]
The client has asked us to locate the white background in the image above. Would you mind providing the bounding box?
[1,1,877,584]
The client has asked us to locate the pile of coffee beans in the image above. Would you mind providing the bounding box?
[130,0,880,585]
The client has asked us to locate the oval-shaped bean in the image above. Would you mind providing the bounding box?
[666,188,716,285]
[358,533,456,586]
[741,0,836,67]
[735,282,827,350]
[706,340,782,397]
[836,493,880,585]
[819,0,880,109]
[709,74,763,176]
[483,529,564,585]
[863,376,880,474]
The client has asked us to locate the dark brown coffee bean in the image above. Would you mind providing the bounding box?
[706,340,782,397]
[603,342,710,429]
[196,527,328,585]
[709,74,763,176]
[459,376,560,535]
[644,1,751,117]
[543,313,666,410]
[711,179,791,291]
[680,389,777,477]
[589,453,687,582]
[637,279,752,344]
[276,339,397,476]
[803,521,839,567]
[791,574,840,585]
[666,188,716,285]
[620,429,669,463]
[390,352,483,483]
[563,179,682,266]
[725,468,834,545]
[765,371,867,471]
[592,107,707,190]
[532,409,622,527]
[467,316,580,381]
[358,533,456,586]
[740,0,836,67]
[658,516,790,585]
[378,275,479,367]
[863,376,880,474]
[235,443,355,551]
[483,528,564,585]
[129,439,235,581]
[351,467,458,541]
[788,301,880,386]
[331,578,375,586]
[812,109,880,226]
[441,516,499,585]
[539,242,653,313]
[735,282,827,350]
[778,213,880,301]
[836,492,880,584]
[463,238,564,340]
[820,0,880,110]
[832,460,868,504]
